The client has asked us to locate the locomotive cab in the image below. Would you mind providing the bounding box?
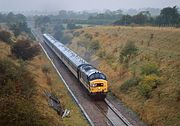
[89,72,108,94]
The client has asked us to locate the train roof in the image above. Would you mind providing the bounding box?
[43,34,89,67]
[79,64,104,77]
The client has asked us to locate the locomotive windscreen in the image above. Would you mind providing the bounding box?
[89,73,106,81]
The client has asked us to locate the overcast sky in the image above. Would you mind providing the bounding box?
[0,0,179,11]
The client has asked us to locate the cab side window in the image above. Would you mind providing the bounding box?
[82,72,88,83]
[89,74,94,81]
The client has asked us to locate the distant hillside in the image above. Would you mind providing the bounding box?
[68,26,180,126]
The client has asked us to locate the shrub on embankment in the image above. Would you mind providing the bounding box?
[11,38,40,60]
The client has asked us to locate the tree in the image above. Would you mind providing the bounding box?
[114,15,132,25]
[156,6,180,25]
[9,22,31,36]
[67,23,82,29]
[0,30,12,44]
[61,33,73,44]
[53,24,64,32]
[35,16,51,28]
[53,24,65,41]
[11,39,40,60]
[54,30,63,41]
[6,12,26,25]
[132,12,150,24]
[0,13,6,22]
[114,12,151,25]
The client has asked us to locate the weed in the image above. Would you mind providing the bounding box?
[84,33,92,40]
[120,77,139,92]
[141,62,159,75]
[89,40,100,51]
[42,64,51,74]
[138,83,152,98]
[98,50,106,58]
[94,32,99,37]
[138,74,161,98]
[119,41,138,64]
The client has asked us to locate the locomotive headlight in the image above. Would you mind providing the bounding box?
[91,83,97,87]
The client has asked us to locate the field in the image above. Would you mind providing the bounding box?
[0,40,88,126]
[68,26,180,126]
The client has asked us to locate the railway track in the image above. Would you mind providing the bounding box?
[105,99,132,126]
[94,99,132,126]
[28,22,144,126]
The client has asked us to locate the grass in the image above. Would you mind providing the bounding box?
[0,41,10,59]
[68,25,180,126]
[0,40,88,126]
[28,51,88,126]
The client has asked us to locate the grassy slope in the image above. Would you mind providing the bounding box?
[0,41,88,126]
[68,26,180,126]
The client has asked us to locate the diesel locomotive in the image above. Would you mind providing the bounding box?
[43,34,108,98]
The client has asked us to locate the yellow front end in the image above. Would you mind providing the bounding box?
[89,79,108,93]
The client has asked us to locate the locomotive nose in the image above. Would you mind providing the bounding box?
[90,80,108,93]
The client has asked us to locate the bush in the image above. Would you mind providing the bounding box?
[120,41,138,57]
[120,77,139,92]
[0,59,36,97]
[84,33,93,40]
[11,38,40,60]
[98,50,106,58]
[141,63,159,75]
[0,59,20,88]
[0,95,50,126]
[138,74,161,98]
[89,40,100,51]
[42,64,51,74]
[0,30,12,44]
[119,41,138,63]
[141,74,161,89]
[61,33,73,44]
[94,32,99,37]
[138,83,152,98]
[0,59,52,126]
